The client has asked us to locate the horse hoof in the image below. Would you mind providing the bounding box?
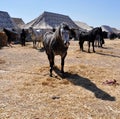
[61,70,64,74]
[50,74,52,77]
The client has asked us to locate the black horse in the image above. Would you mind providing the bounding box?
[79,27,103,53]
[43,23,71,77]
[3,28,19,47]
[95,33,104,47]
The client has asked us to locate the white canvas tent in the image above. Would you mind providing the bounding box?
[24,11,79,30]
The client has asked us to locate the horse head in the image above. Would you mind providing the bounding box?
[29,27,33,34]
[93,27,102,36]
[28,27,37,39]
[55,22,70,47]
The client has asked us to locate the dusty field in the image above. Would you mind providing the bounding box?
[0,39,120,119]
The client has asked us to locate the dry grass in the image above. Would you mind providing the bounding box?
[0,39,120,119]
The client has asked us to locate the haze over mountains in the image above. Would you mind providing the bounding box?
[75,21,120,33]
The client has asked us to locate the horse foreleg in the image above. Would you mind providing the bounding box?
[7,42,13,48]
[79,41,84,51]
[33,40,35,48]
[39,41,42,48]
[61,58,64,74]
[37,40,42,49]
[61,53,67,74]
[36,41,39,49]
[48,54,54,77]
[81,41,84,51]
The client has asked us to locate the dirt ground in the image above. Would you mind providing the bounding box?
[0,39,120,119]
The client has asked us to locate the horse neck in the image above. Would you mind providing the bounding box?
[54,27,62,41]
[4,29,9,36]
[31,29,36,36]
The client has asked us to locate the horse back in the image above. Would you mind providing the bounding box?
[43,31,68,56]
[43,31,54,50]
[79,31,91,42]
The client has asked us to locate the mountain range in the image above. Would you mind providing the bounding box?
[75,21,120,33]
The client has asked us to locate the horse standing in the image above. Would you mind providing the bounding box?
[0,31,8,48]
[29,27,44,48]
[79,27,103,53]
[95,33,104,47]
[43,23,71,77]
[3,28,19,47]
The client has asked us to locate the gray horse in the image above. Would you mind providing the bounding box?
[43,22,71,77]
[29,27,44,48]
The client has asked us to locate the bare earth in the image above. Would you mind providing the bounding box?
[0,39,120,119]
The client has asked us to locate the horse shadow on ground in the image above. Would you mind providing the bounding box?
[96,52,120,58]
[53,66,116,101]
[100,46,113,50]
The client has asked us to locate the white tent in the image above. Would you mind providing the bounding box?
[24,11,79,30]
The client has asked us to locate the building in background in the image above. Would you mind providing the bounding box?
[0,11,18,31]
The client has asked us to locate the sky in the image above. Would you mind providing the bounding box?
[1,0,120,29]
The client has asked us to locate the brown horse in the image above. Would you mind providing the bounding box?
[43,23,71,77]
[0,32,8,48]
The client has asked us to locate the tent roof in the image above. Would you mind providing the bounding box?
[24,11,79,29]
[0,11,18,30]
[75,21,93,31]
[12,18,25,28]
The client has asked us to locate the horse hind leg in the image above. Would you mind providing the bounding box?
[33,40,37,48]
[92,42,95,52]
[88,41,90,53]
[37,41,42,48]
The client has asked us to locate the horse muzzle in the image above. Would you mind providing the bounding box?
[64,41,70,47]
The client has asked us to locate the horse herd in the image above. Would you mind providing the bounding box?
[1,23,104,76]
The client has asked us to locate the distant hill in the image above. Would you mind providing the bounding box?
[111,27,120,34]
[101,25,120,34]
[74,21,93,31]
[24,11,79,29]
[74,21,120,34]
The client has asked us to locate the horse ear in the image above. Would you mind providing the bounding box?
[100,27,102,31]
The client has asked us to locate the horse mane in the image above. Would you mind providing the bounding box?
[53,25,62,41]
[53,23,70,41]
